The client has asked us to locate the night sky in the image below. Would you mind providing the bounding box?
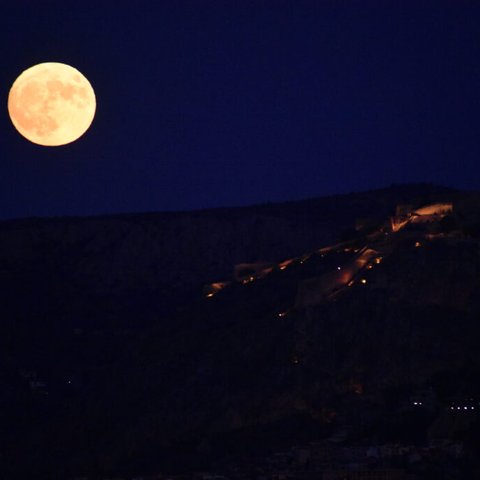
[0,0,479,219]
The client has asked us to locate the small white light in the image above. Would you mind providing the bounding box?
[337,266,341,270]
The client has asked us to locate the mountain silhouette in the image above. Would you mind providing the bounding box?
[2,183,480,478]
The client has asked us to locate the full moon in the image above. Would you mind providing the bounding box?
[8,62,96,146]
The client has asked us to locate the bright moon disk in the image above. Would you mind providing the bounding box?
[8,62,96,146]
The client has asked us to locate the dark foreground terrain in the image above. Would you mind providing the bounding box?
[2,184,480,479]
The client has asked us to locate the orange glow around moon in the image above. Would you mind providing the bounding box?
[8,62,96,146]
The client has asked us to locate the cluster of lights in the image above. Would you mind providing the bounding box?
[450,406,475,411]
[345,256,383,290]
[204,281,230,299]
[242,276,255,284]
[204,228,389,308]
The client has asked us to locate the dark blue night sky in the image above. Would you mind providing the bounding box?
[0,0,479,219]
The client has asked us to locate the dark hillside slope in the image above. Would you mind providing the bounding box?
[0,183,454,325]
[4,184,480,478]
